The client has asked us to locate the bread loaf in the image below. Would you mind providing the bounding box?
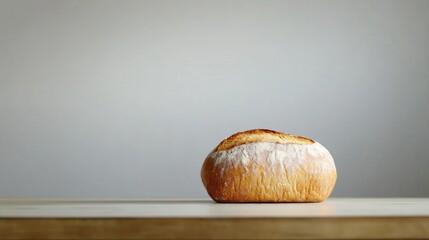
[201,129,337,202]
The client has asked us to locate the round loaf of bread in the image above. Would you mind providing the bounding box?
[201,129,337,202]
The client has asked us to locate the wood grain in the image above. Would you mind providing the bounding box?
[1,198,429,218]
[0,199,429,239]
[0,217,428,239]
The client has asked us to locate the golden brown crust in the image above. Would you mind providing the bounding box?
[215,129,315,151]
[201,129,336,203]
[201,148,336,202]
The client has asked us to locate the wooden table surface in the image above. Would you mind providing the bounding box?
[0,198,428,239]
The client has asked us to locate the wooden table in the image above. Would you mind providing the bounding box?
[0,198,428,239]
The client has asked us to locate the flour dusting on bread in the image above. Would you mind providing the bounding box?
[201,129,337,202]
[208,142,334,176]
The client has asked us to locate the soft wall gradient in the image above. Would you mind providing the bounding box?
[1,0,429,198]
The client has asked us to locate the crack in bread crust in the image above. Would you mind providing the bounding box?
[215,129,315,151]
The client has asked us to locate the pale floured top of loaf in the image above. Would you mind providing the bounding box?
[215,129,315,151]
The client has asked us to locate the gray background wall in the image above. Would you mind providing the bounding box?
[1,0,428,198]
